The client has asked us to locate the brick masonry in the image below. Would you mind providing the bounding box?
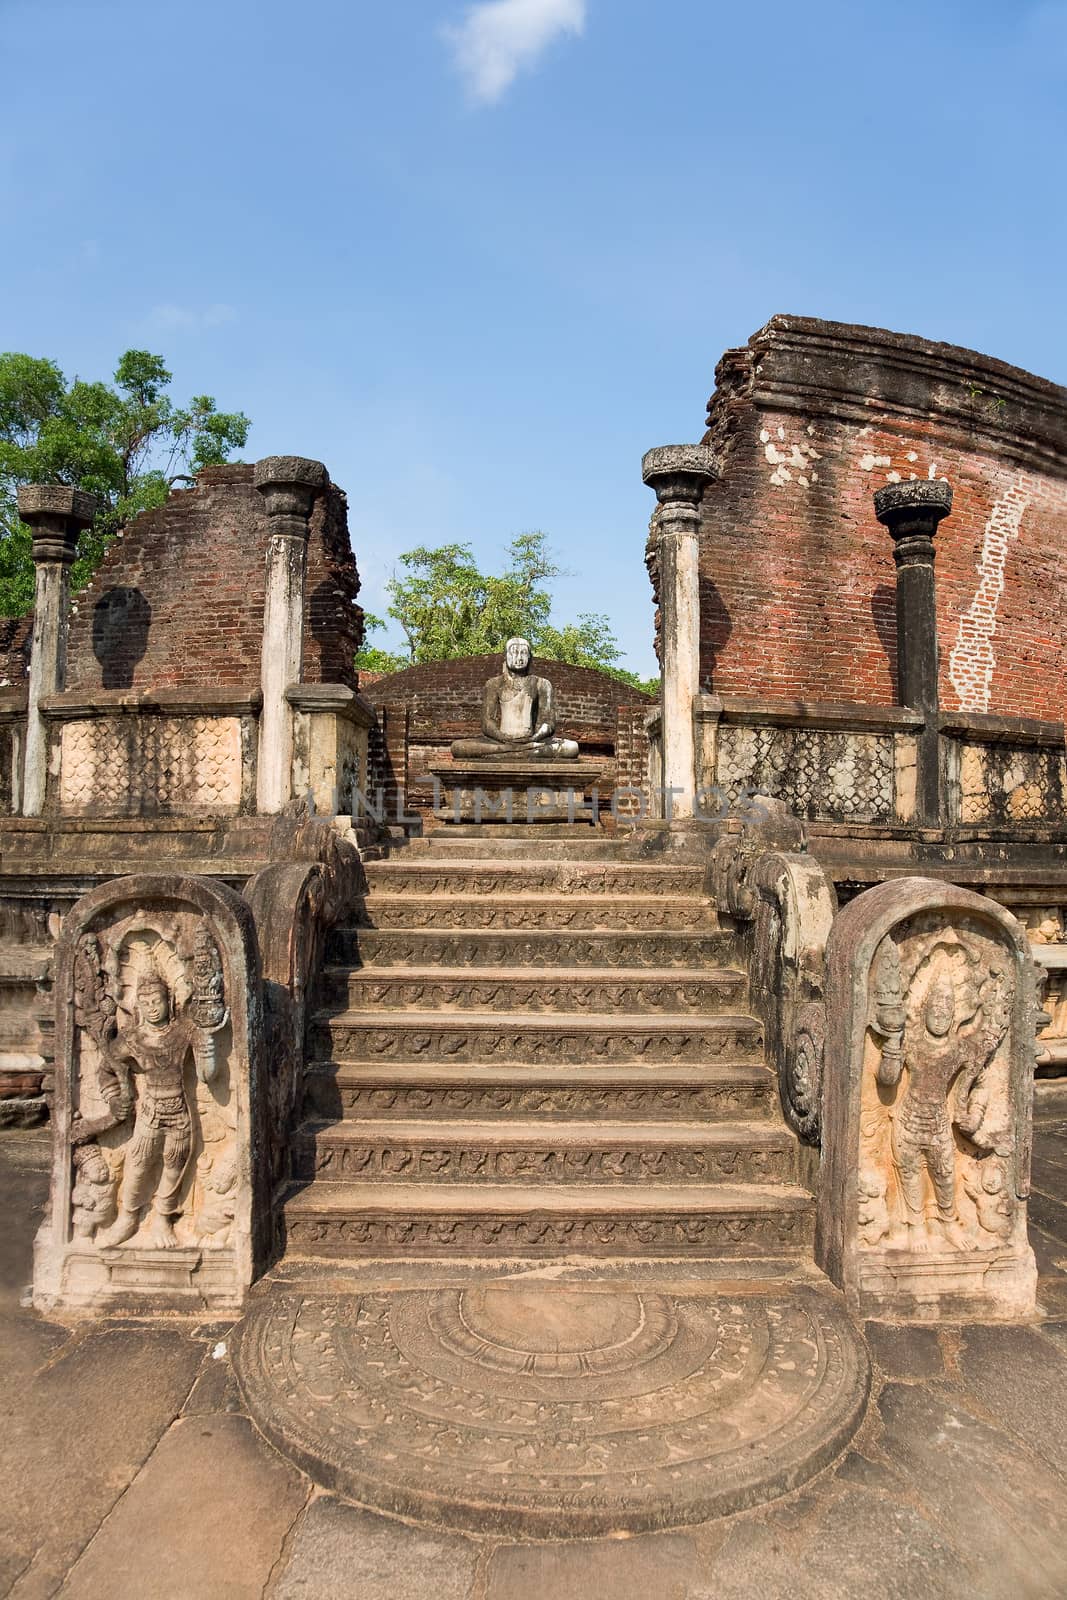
[60,464,363,695]
[687,316,1067,722]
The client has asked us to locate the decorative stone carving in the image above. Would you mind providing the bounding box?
[709,797,834,1145]
[316,1016,762,1066]
[450,638,578,760]
[342,929,729,969]
[34,874,265,1313]
[58,715,243,814]
[716,725,896,824]
[235,1285,868,1536]
[816,878,1039,1320]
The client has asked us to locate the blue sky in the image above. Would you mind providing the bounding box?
[3,0,1065,675]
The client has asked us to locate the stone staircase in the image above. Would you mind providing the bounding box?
[280,828,815,1259]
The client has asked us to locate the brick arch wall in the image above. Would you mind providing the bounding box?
[64,464,362,694]
[689,316,1067,722]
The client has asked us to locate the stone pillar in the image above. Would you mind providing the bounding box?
[253,456,326,814]
[16,485,97,816]
[874,480,953,828]
[642,445,717,820]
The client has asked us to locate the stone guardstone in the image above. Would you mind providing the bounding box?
[816,877,1039,1322]
[33,874,266,1315]
[233,1283,870,1537]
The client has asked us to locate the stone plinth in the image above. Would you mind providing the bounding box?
[428,758,608,824]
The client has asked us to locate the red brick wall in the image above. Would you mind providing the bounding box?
[0,616,31,688]
[64,465,362,694]
[691,318,1067,722]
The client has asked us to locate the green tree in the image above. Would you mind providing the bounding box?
[354,532,659,695]
[352,611,409,676]
[0,350,250,614]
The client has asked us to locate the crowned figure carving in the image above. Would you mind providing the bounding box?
[69,924,231,1251]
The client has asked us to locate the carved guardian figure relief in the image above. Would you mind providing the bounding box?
[35,875,263,1314]
[69,919,234,1251]
[858,919,1014,1254]
[817,879,1037,1321]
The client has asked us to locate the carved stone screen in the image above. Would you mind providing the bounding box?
[58,716,245,815]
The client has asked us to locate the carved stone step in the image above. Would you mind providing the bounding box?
[353,895,718,932]
[304,1061,779,1122]
[312,1011,764,1066]
[326,926,738,969]
[323,965,747,1015]
[365,861,705,896]
[280,1182,816,1258]
[401,836,628,859]
[293,1119,797,1186]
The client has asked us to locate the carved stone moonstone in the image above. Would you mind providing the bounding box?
[235,1284,869,1537]
[817,878,1038,1321]
[451,638,579,761]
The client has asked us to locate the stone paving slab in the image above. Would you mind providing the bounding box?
[55,1417,307,1600]
[270,1497,480,1600]
[1,1326,205,1599]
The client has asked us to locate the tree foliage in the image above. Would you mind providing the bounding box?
[355,533,659,695]
[0,349,250,614]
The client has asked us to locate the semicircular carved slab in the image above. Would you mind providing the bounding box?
[234,1285,869,1538]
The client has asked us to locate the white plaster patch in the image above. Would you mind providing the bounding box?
[764,426,822,491]
[948,476,1031,713]
[859,453,892,473]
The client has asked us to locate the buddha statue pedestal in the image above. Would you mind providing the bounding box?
[431,638,605,823]
[429,755,609,825]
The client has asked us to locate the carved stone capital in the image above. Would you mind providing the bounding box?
[253,456,327,526]
[641,444,717,510]
[874,480,953,567]
[17,484,98,565]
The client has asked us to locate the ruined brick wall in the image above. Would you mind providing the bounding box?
[0,616,32,688]
[64,465,362,694]
[689,318,1067,722]
[361,656,654,809]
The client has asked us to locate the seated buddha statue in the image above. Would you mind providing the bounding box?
[450,638,579,760]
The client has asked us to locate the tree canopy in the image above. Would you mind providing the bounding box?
[0,349,249,614]
[355,533,659,695]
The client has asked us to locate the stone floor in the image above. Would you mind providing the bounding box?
[3,1087,1067,1599]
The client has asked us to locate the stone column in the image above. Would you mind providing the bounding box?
[253,456,327,814]
[642,445,717,820]
[874,480,953,828]
[16,485,97,816]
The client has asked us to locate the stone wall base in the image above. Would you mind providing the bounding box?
[850,1243,1037,1323]
[33,1236,244,1315]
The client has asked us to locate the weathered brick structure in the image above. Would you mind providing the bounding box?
[691,316,1066,719]
[65,464,361,695]
[0,319,1061,1381]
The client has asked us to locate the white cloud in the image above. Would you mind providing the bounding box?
[141,303,236,335]
[444,0,586,105]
